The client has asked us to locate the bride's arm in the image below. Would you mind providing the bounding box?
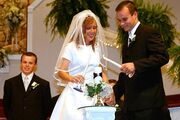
[99,65,109,83]
[102,70,108,83]
[58,58,84,83]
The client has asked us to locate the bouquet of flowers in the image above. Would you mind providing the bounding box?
[85,67,113,106]
[85,81,105,98]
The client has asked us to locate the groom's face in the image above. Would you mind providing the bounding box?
[116,6,138,32]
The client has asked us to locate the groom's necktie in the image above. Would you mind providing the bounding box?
[128,38,132,47]
[128,32,132,47]
[24,76,29,91]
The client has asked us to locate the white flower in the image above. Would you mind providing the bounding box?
[31,82,39,89]
[129,34,136,42]
[115,104,119,108]
[94,76,102,84]
[115,104,121,111]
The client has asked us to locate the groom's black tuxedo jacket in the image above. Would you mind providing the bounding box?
[3,74,51,120]
[113,24,169,111]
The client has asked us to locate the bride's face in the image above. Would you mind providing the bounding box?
[83,17,97,45]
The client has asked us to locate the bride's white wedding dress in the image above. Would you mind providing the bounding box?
[50,42,101,120]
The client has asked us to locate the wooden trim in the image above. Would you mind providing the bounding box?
[166,94,180,108]
[0,99,6,119]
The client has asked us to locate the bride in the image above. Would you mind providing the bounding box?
[50,10,112,120]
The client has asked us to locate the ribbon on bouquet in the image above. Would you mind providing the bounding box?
[103,55,134,78]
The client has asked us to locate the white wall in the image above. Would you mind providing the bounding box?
[0,0,180,98]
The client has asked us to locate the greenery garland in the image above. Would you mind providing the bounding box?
[135,0,177,48]
[117,0,180,85]
[136,0,180,84]
[118,0,179,47]
[168,45,180,85]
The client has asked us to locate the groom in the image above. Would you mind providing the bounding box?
[3,52,51,120]
[105,0,171,120]
[109,1,171,120]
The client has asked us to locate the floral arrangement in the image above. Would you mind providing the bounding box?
[85,81,105,98]
[0,0,27,55]
[85,81,113,106]
[84,67,113,106]
[31,82,39,89]
[0,48,9,68]
[85,81,112,106]
[6,5,24,35]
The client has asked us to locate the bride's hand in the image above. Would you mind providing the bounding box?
[70,75,84,83]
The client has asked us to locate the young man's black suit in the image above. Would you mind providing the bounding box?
[3,74,51,120]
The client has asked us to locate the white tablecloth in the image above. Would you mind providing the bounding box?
[79,106,116,120]
[169,107,180,120]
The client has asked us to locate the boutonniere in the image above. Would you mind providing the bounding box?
[31,82,39,89]
[129,34,136,42]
